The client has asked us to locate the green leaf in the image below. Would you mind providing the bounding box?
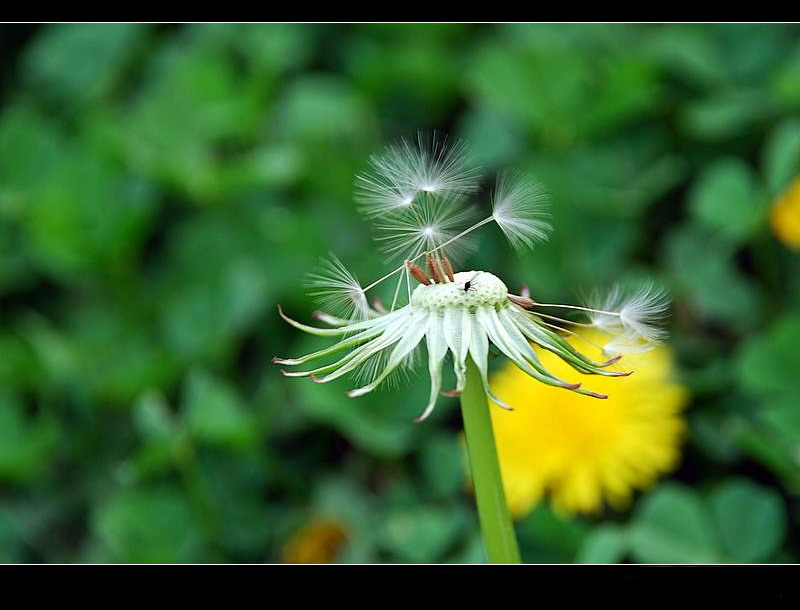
[40,294,178,404]
[762,119,800,196]
[293,377,422,458]
[23,142,157,279]
[278,76,375,143]
[467,26,661,139]
[378,506,465,563]
[689,412,740,463]
[196,453,273,558]
[0,331,42,392]
[736,315,800,401]
[0,510,24,563]
[646,25,727,87]
[457,107,525,169]
[23,24,146,105]
[579,56,662,137]
[93,487,203,563]
[689,158,764,242]
[762,397,800,440]
[680,92,771,141]
[122,43,264,199]
[466,39,586,142]
[629,484,721,564]
[730,416,800,492]
[290,332,428,457]
[0,104,63,202]
[183,370,257,449]
[577,525,628,564]
[709,478,786,562]
[419,434,465,498]
[666,225,761,327]
[345,32,460,123]
[772,47,800,107]
[236,24,311,77]
[133,390,176,443]
[157,209,276,361]
[516,504,588,563]
[0,392,58,483]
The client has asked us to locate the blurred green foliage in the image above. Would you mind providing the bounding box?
[0,23,799,564]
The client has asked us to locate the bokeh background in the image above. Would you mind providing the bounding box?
[1,23,799,564]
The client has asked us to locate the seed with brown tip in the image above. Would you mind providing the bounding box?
[405,260,432,285]
[508,294,537,308]
[425,254,445,284]
[441,257,455,282]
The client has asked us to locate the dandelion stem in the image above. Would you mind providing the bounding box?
[460,358,521,564]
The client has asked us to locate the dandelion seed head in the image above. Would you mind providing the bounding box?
[586,284,623,332]
[304,254,371,321]
[400,133,479,197]
[277,132,670,423]
[354,171,418,218]
[491,170,552,252]
[588,281,671,354]
[619,282,670,342]
[372,193,478,263]
[355,132,479,219]
[411,270,508,310]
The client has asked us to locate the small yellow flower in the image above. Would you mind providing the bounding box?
[490,329,688,517]
[771,177,800,250]
[280,519,348,564]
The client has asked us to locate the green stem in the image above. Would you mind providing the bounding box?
[460,358,521,564]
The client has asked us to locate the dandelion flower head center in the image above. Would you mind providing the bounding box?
[410,271,508,311]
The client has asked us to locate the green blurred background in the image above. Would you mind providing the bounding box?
[1,23,799,564]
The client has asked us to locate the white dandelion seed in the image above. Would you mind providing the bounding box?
[354,162,418,218]
[491,170,552,252]
[586,284,624,333]
[355,133,479,218]
[404,134,479,196]
[618,281,670,342]
[602,331,661,356]
[371,193,478,263]
[586,281,671,354]
[304,254,372,321]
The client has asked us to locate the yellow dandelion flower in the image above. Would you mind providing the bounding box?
[280,519,348,564]
[771,176,800,250]
[490,329,688,517]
